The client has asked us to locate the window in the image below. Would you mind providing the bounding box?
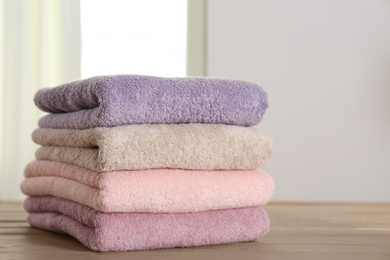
[81,0,187,78]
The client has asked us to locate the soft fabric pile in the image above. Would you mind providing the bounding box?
[21,74,275,252]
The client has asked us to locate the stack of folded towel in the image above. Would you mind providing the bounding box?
[21,75,275,252]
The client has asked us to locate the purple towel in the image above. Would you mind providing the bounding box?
[24,196,270,252]
[34,75,268,129]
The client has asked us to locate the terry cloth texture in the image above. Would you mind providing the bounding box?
[34,74,268,129]
[21,160,275,213]
[32,124,273,172]
[24,196,270,252]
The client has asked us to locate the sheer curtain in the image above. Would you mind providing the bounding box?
[0,0,81,200]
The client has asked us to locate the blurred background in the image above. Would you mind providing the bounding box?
[1,0,389,202]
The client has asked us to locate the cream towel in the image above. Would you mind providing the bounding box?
[33,124,272,172]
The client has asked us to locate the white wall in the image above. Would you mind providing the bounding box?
[207,0,390,201]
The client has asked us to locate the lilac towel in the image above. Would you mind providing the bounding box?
[34,75,268,129]
[24,196,270,252]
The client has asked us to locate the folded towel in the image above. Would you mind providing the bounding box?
[21,160,275,213]
[34,75,268,129]
[24,196,270,252]
[33,124,273,172]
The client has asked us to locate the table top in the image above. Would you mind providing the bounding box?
[1,201,389,260]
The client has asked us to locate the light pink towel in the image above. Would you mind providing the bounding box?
[21,160,275,213]
[25,196,270,252]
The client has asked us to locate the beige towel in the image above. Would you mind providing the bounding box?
[33,124,272,172]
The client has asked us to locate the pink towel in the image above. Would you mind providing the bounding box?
[21,160,275,213]
[24,196,270,252]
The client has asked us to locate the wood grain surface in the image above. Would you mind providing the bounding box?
[1,201,389,260]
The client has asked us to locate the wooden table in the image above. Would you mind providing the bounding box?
[1,202,389,259]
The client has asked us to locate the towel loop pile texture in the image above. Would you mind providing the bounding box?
[24,196,270,252]
[34,75,269,129]
[21,160,275,213]
[32,124,273,172]
[24,74,275,252]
